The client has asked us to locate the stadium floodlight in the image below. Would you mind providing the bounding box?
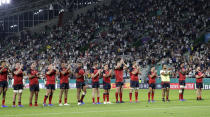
[1,0,6,4]
[6,0,10,4]
[0,0,11,5]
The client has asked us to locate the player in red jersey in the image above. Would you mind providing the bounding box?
[90,62,102,104]
[102,64,112,104]
[178,63,190,101]
[75,62,87,105]
[195,66,205,100]
[58,62,71,106]
[12,62,25,107]
[28,62,40,107]
[114,58,127,103]
[148,67,157,102]
[0,61,10,107]
[43,64,59,106]
[129,61,141,103]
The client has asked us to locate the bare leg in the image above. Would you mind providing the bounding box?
[77,88,81,102]
[59,89,64,104]
[18,93,22,105]
[162,88,166,101]
[29,91,34,105]
[0,87,3,95]
[64,89,68,104]
[13,92,17,106]
[34,91,39,105]
[2,87,7,106]
[166,88,170,101]
[97,88,100,97]
[92,88,95,99]
[97,88,100,103]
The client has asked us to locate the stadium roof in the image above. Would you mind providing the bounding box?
[0,0,54,18]
[0,0,102,19]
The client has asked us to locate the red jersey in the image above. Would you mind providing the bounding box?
[195,71,204,83]
[179,68,186,81]
[148,71,157,84]
[45,69,56,85]
[28,69,39,86]
[75,67,85,82]
[129,67,139,81]
[0,67,8,82]
[103,70,111,83]
[90,68,99,83]
[115,66,124,82]
[60,68,70,84]
[13,69,23,85]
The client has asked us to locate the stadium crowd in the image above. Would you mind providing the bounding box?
[0,0,209,78]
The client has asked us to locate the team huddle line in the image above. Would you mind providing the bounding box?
[0,58,206,107]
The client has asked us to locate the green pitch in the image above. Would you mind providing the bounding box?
[0,89,210,117]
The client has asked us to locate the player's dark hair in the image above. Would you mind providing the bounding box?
[116,58,121,63]
[0,60,6,64]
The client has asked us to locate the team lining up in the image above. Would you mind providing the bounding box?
[0,58,206,107]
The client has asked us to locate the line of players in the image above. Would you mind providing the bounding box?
[0,58,206,107]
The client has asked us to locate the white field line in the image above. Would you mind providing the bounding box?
[2,105,210,117]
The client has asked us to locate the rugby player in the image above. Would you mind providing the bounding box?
[28,62,40,106]
[90,62,102,104]
[195,66,205,100]
[75,62,87,105]
[160,65,171,102]
[129,61,141,103]
[0,61,10,107]
[148,67,157,102]
[58,62,71,106]
[12,62,25,107]
[43,64,59,106]
[102,64,112,104]
[114,58,127,103]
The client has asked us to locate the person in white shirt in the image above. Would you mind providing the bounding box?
[160,65,172,102]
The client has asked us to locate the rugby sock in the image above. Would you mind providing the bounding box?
[115,92,118,102]
[64,98,67,104]
[59,99,62,104]
[166,96,169,100]
[35,101,38,106]
[129,93,132,102]
[135,92,138,101]
[103,93,106,102]
[181,94,183,100]
[13,101,15,105]
[2,99,5,105]
[92,98,95,103]
[18,102,21,105]
[49,95,52,104]
[179,93,181,100]
[81,94,85,102]
[152,91,154,101]
[97,97,100,103]
[107,93,109,102]
[44,95,48,103]
[182,89,184,99]
[120,92,123,102]
[148,92,150,101]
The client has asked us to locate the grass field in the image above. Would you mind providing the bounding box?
[0,89,210,117]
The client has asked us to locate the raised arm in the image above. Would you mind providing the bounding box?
[91,69,101,78]
[14,65,23,75]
